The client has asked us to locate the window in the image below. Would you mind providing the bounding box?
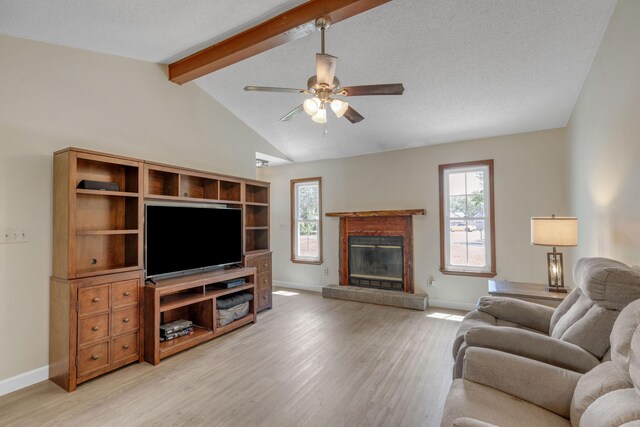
[439,160,496,277]
[291,177,322,264]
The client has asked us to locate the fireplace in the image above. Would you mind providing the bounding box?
[349,235,404,291]
[326,209,426,294]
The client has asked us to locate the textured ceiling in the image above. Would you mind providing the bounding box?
[0,0,617,162]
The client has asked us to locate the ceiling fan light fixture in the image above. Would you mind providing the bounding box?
[311,106,327,124]
[330,99,349,118]
[303,97,321,116]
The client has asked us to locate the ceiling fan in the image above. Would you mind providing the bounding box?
[244,17,404,124]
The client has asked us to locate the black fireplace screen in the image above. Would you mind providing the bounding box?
[348,235,404,291]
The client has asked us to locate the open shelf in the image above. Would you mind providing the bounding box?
[75,234,138,274]
[147,169,179,197]
[76,194,139,233]
[245,229,269,253]
[245,205,268,228]
[179,175,219,199]
[245,183,269,204]
[215,314,255,336]
[159,325,213,358]
[76,157,139,193]
[220,180,241,202]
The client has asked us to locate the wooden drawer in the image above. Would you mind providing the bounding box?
[247,254,271,274]
[78,314,109,345]
[257,272,271,291]
[77,342,109,377]
[257,289,271,311]
[112,279,139,309]
[78,284,110,316]
[112,332,139,363]
[112,306,139,336]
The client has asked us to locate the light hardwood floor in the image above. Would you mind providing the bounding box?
[0,288,464,427]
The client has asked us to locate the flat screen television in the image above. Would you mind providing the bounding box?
[145,204,242,279]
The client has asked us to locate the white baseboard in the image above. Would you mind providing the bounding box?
[428,299,475,312]
[273,280,323,293]
[0,365,48,397]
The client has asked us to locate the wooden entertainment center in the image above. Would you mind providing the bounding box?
[50,148,271,391]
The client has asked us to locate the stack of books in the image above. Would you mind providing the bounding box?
[159,319,194,342]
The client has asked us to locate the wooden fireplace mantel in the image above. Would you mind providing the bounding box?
[325,209,426,218]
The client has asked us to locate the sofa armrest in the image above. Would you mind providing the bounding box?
[476,296,554,333]
[463,347,582,418]
[464,326,600,373]
[452,418,498,427]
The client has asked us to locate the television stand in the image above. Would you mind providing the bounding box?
[143,267,257,365]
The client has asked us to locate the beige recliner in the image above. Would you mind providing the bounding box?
[452,257,640,378]
[440,298,640,426]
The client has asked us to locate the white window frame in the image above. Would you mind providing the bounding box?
[439,160,496,277]
[291,177,322,264]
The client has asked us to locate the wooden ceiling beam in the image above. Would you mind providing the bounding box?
[168,0,391,85]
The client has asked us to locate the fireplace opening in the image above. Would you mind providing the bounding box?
[348,236,404,291]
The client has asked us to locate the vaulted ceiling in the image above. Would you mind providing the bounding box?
[0,0,617,162]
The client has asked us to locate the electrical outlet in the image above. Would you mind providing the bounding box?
[324,267,329,276]
[427,277,436,288]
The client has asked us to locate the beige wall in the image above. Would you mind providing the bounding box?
[567,0,640,267]
[0,35,283,382]
[258,129,569,308]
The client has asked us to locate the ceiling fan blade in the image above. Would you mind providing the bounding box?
[343,106,364,124]
[340,84,405,96]
[279,104,304,121]
[244,86,305,94]
[316,53,337,86]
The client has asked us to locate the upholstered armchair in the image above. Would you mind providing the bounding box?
[440,298,640,426]
[452,257,640,378]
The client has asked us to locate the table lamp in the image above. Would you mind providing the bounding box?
[530,215,578,292]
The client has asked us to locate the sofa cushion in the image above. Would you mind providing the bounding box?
[440,380,570,427]
[573,257,640,310]
[579,388,640,427]
[558,304,618,358]
[550,288,583,332]
[631,326,640,396]
[550,292,593,339]
[570,362,632,426]
[452,310,497,359]
[611,299,640,374]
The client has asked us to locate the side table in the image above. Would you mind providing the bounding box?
[488,280,569,307]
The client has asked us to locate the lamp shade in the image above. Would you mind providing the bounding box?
[531,216,578,247]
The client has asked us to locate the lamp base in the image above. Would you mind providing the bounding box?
[546,286,569,293]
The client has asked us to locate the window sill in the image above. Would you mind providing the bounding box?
[440,269,497,278]
[291,259,323,265]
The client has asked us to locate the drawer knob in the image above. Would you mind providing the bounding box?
[123,291,131,296]
[123,344,130,350]
[92,326,99,331]
[263,279,267,283]
[91,354,100,361]
[123,318,130,323]
[92,297,100,303]
[263,263,268,268]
